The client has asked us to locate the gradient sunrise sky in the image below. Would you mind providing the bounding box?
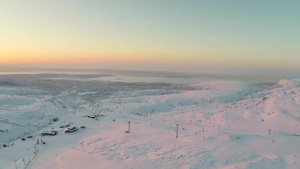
[0,1,299,73]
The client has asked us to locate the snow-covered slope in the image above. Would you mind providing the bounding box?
[0,79,299,169]
[273,79,300,88]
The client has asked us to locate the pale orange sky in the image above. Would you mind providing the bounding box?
[1,1,299,73]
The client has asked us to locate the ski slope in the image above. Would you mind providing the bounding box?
[0,75,299,169]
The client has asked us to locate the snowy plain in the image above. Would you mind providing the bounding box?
[0,72,299,169]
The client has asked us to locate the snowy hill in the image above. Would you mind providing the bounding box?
[0,78,299,169]
[273,79,300,88]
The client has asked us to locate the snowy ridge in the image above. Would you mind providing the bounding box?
[273,79,300,88]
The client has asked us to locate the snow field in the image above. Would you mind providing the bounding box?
[0,79,299,169]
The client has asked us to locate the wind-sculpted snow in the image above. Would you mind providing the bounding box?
[0,78,299,169]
